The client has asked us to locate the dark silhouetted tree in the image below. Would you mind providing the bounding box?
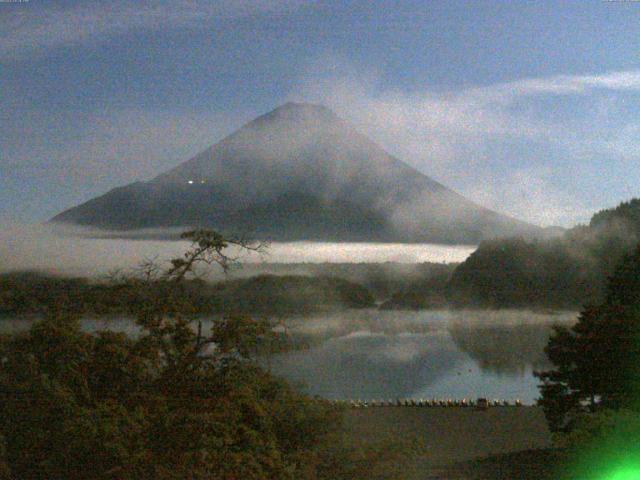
[536,245,640,432]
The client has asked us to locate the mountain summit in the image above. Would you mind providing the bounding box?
[52,102,541,243]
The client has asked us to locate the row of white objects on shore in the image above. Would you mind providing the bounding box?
[326,398,524,408]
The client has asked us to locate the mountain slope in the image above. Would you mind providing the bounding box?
[52,102,541,243]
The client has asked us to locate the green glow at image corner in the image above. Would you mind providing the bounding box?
[603,466,640,480]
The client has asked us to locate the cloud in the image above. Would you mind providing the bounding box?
[0,223,472,276]
[463,167,595,227]
[0,0,311,60]
[470,70,640,102]
[289,63,640,226]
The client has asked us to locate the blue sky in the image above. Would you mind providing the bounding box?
[2,0,640,227]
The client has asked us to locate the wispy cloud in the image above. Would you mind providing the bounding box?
[0,223,474,276]
[465,70,640,103]
[290,62,640,226]
[0,0,311,60]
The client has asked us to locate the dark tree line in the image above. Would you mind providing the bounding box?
[0,272,374,318]
[447,198,640,309]
[536,245,640,432]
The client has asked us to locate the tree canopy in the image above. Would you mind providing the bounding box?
[536,245,640,433]
[0,231,332,479]
[448,198,640,309]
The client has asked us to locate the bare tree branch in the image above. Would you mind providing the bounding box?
[165,229,266,282]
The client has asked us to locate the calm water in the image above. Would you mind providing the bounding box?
[267,309,577,404]
[0,309,577,404]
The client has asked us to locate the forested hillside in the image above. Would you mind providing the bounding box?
[447,199,640,309]
[0,272,374,317]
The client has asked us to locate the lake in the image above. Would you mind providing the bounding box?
[0,309,577,405]
[268,309,577,404]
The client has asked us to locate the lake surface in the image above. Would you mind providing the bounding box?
[268,309,577,404]
[0,309,577,404]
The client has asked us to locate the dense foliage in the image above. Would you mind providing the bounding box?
[208,274,375,314]
[0,311,345,479]
[250,262,458,300]
[447,238,599,309]
[0,272,374,318]
[536,245,640,433]
[378,265,451,310]
[448,198,640,309]
[0,231,336,479]
[0,231,419,480]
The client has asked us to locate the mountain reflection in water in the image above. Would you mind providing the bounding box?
[268,310,577,403]
[449,323,553,375]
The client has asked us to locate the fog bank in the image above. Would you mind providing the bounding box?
[0,224,475,277]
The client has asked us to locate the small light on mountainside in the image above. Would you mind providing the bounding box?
[188,180,194,184]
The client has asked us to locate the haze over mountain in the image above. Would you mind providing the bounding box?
[52,102,542,244]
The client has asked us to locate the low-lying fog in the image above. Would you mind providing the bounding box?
[0,223,474,276]
[1,224,571,403]
[0,309,577,404]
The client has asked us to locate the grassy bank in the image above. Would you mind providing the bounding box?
[342,406,553,479]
